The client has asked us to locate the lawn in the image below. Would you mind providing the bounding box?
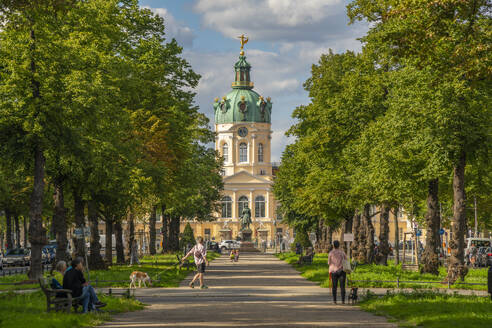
[0,290,144,328]
[359,290,492,328]
[276,252,488,291]
[0,252,221,290]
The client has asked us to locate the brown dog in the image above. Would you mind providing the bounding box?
[129,271,152,288]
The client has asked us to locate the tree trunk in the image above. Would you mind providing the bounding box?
[422,179,440,274]
[149,206,157,255]
[169,216,180,251]
[72,189,86,259]
[326,225,333,252]
[105,219,113,264]
[363,204,375,264]
[88,200,105,269]
[126,210,135,258]
[28,144,47,279]
[393,207,400,265]
[53,179,69,263]
[23,216,28,248]
[5,208,13,250]
[114,222,125,264]
[378,203,390,265]
[351,210,362,260]
[446,152,468,283]
[161,205,169,253]
[14,214,20,248]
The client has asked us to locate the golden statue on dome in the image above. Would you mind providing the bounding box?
[237,34,248,55]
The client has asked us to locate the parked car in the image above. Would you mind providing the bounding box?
[477,246,492,267]
[206,241,219,252]
[219,240,241,252]
[42,246,56,264]
[3,248,31,266]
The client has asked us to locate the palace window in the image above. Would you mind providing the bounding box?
[238,196,249,215]
[255,195,265,218]
[239,143,248,162]
[258,143,264,162]
[221,196,232,218]
[222,143,228,162]
[259,169,266,175]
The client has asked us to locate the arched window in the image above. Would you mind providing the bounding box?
[258,143,264,162]
[255,195,265,218]
[221,196,232,218]
[238,196,249,216]
[239,143,248,162]
[222,143,228,162]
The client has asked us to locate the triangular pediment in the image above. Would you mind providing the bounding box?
[223,170,271,184]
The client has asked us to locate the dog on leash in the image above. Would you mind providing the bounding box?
[347,287,358,304]
[129,271,152,288]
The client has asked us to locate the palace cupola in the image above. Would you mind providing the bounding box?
[213,35,272,125]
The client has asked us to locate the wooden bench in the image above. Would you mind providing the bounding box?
[298,253,315,265]
[39,278,82,313]
[402,264,419,272]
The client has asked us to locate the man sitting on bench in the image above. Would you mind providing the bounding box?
[63,257,105,313]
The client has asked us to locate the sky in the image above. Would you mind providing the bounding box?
[139,0,368,161]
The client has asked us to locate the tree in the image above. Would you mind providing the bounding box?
[180,223,196,249]
[348,0,491,282]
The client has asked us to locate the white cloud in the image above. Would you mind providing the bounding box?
[185,0,368,160]
[143,7,195,47]
[193,0,365,43]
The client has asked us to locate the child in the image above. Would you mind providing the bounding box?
[234,249,240,262]
[230,249,235,262]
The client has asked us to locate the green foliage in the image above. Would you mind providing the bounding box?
[360,291,492,328]
[180,223,196,249]
[0,291,143,328]
[291,229,312,251]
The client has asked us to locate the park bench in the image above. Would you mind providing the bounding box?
[39,278,82,313]
[401,264,419,272]
[298,252,315,265]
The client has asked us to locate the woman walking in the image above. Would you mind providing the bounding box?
[328,240,347,304]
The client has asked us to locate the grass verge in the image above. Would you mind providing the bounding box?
[0,290,144,328]
[0,252,221,290]
[359,290,492,328]
[276,252,488,291]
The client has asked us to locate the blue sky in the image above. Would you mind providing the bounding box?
[139,0,368,161]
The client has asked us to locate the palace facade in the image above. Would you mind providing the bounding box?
[183,43,292,244]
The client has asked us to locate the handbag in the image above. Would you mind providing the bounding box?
[342,259,352,273]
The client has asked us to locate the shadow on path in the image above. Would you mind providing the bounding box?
[101,253,395,328]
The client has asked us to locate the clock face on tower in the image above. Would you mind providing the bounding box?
[238,127,248,137]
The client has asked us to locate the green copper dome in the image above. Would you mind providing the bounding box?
[214,53,272,124]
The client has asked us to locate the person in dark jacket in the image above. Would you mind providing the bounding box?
[63,257,105,313]
[488,265,492,301]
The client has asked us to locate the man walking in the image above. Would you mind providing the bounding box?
[328,240,347,304]
[182,236,209,289]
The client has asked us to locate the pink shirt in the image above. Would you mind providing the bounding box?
[186,243,207,265]
[328,249,346,273]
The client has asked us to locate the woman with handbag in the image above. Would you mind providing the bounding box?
[328,240,348,304]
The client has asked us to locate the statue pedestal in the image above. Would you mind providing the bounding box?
[239,241,260,253]
[238,229,260,252]
[239,229,252,242]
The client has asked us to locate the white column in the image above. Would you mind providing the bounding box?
[249,190,254,219]
[251,134,256,165]
[233,190,237,219]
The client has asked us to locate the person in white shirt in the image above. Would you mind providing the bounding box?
[182,236,209,289]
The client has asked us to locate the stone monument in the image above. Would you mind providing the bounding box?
[239,205,259,252]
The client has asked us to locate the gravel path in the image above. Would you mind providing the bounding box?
[101,253,395,327]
